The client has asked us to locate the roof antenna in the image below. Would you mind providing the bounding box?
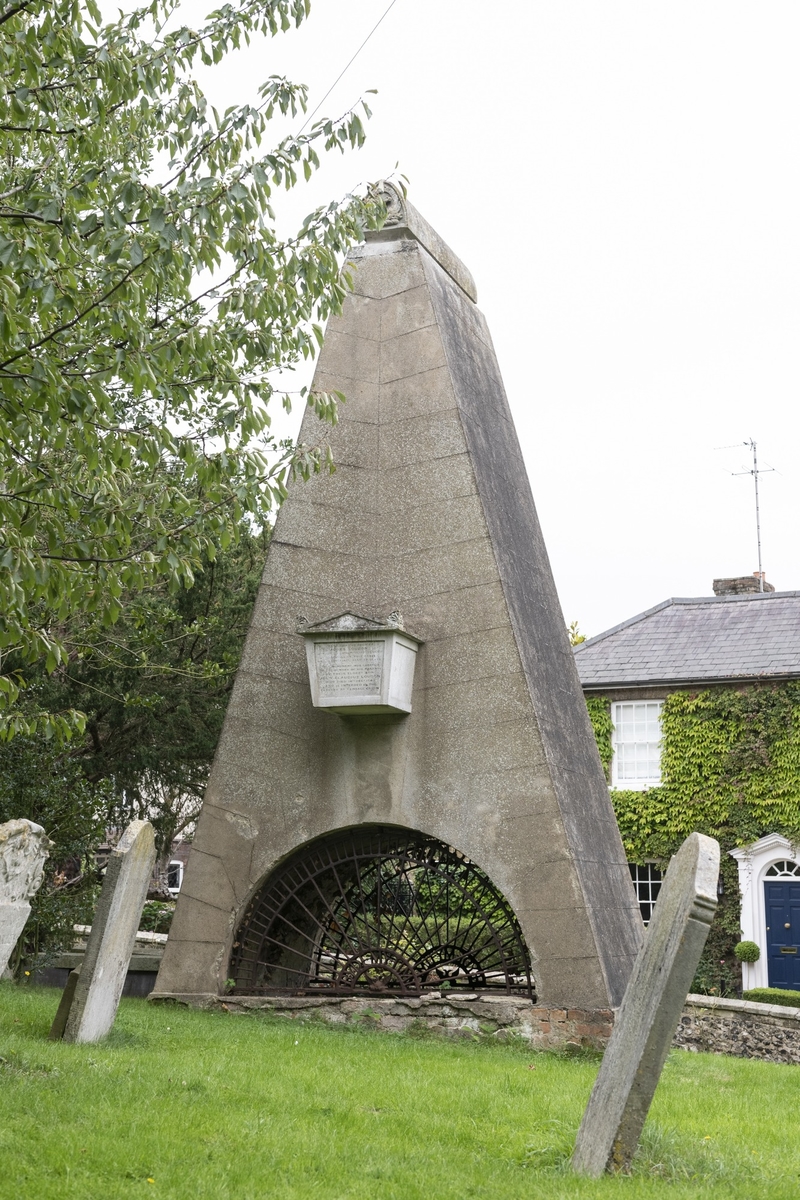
[716,440,775,592]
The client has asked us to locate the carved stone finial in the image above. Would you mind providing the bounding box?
[378,181,407,228]
[0,819,51,905]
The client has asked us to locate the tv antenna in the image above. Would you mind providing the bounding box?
[716,439,775,592]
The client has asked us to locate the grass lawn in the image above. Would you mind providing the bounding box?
[0,984,797,1199]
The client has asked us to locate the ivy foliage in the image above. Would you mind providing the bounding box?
[0,0,385,735]
[585,695,613,774]
[603,686,800,860]
[588,684,800,996]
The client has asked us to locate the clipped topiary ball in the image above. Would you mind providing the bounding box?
[734,940,760,963]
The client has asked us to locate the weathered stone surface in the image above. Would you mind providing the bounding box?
[572,833,720,1177]
[61,820,156,1043]
[48,967,81,1040]
[154,186,642,1011]
[0,819,50,975]
[674,993,800,1065]
[150,990,614,1049]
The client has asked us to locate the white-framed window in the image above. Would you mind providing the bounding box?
[167,860,184,894]
[611,701,663,790]
[628,862,663,925]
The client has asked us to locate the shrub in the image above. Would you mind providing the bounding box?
[139,901,175,936]
[742,987,800,1008]
[734,940,761,963]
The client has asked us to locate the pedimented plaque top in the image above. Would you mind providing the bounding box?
[298,610,418,638]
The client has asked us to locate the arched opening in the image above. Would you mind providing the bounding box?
[229,825,535,999]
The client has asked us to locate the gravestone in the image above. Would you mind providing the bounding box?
[48,967,81,1041]
[154,185,643,1013]
[58,820,156,1044]
[0,819,51,975]
[572,832,720,1176]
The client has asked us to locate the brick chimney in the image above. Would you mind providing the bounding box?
[713,572,776,596]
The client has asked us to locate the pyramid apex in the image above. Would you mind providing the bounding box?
[362,181,478,303]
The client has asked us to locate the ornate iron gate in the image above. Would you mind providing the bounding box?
[230,825,535,998]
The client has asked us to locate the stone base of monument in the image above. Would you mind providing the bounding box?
[149,992,615,1049]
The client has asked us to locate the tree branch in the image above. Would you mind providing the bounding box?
[0,0,34,29]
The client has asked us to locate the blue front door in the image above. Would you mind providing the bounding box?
[765,881,800,990]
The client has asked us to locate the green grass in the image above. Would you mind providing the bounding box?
[0,984,798,1199]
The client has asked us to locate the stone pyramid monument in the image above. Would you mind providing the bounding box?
[154,187,642,1010]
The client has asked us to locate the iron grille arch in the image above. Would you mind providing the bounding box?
[230,824,535,999]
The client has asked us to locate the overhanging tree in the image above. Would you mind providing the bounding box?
[0,0,383,735]
[32,524,271,871]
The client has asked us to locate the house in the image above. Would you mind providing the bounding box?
[573,575,800,994]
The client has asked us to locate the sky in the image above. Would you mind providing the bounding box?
[171,1,799,636]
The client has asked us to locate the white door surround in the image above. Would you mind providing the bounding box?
[730,834,800,990]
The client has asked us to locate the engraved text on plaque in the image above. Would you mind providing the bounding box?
[315,641,384,698]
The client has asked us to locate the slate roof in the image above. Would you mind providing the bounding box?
[574,591,800,689]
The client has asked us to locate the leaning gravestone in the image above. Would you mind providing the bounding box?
[57,819,156,1044]
[0,819,51,975]
[572,832,720,1176]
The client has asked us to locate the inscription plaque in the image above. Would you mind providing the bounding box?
[315,641,383,697]
[301,612,422,715]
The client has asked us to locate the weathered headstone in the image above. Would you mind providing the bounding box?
[572,832,720,1176]
[48,967,81,1041]
[58,819,156,1044]
[0,819,51,975]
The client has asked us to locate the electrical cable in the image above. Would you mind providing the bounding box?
[298,0,401,133]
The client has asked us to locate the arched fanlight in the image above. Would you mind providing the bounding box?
[230,825,534,999]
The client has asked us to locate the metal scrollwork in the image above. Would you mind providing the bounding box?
[230,825,535,999]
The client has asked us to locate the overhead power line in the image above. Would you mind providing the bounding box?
[299,0,401,134]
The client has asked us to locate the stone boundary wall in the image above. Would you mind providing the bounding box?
[675,993,800,1065]
[152,991,613,1049]
[152,989,800,1063]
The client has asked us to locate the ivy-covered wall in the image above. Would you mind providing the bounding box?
[586,684,800,996]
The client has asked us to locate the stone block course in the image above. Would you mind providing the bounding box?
[379,365,457,421]
[349,240,426,299]
[379,324,447,384]
[325,292,382,341]
[317,330,379,383]
[379,283,436,341]
[377,453,477,512]
[378,408,468,468]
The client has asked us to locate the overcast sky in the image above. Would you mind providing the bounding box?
[174,1,799,635]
